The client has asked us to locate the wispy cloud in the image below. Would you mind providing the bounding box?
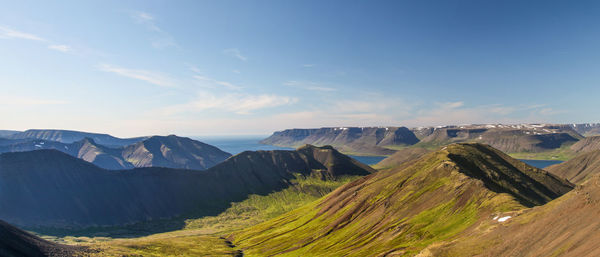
[131,11,177,48]
[0,25,46,41]
[284,80,337,92]
[303,64,315,68]
[193,75,243,90]
[48,44,71,52]
[223,48,247,61]
[97,64,176,87]
[161,92,297,115]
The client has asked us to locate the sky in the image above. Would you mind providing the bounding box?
[1,0,599,137]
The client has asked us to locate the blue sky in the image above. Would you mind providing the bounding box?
[1,0,599,137]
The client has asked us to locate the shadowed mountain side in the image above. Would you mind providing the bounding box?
[429,174,600,257]
[231,143,573,256]
[0,220,85,257]
[121,135,232,170]
[0,145,373,229]
[547,150,600,184]
[8,129,146,147]
[570,135,600,153]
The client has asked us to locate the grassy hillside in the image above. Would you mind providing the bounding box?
[231,143,572,256]
[429,174,600,256]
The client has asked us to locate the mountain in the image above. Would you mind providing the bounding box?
[261,124,583,157]
[0,135,231,170]
[570,135,600,153]
[260,127,419,155]
[0,130,20,138]
[547,150,600,184]
[121,135,232,170]
[0,220,83,257]
[416,124,582,153]
[373,147,431,169]
[570,123,600,136]
[429,173,600,256]
[231,143,573,256]
[0,145,374,228]
[8,129,146,147]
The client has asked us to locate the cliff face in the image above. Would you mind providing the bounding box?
[0,145,373,228]
[261,127,419,155]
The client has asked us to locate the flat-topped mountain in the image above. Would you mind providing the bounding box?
[0,219,83,257]
[262,124,582,156]
[0,135,231,170]
[0,145,373,228]
[0,130,20,138]
[260,127,419,155]
[547,150,600,184]
[231,143,573,256]
[7,129,147,147]
[416,124,582,153]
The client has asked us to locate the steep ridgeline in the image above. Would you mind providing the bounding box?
[8,129,147,147]
[231,143,573,256]
[0,145,374,228]
[570,123,600,136]
[261,127,419,155]
[416,124,581,153]
[373,147,431,169]
[121,135,232,170]
[570,135,600,153]
[547,150,600,184]
[430,173,600,256]
[0,220,83,257]
[0,135,231,170]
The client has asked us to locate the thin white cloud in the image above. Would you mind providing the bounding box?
[284,80,337,92]
[223,48,247,61]
[161,91,297,115]
[0,25,46,41]
[303,64,315,68]
[131,11,177,48]
[193,75,243,90]
[48,44,71,52]
[232,70,241,74]
[97,64,176,87]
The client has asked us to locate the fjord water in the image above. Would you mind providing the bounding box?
[196,136,563,168]
[196,136,387,165]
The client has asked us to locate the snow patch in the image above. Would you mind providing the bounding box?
[497,216,512,222]
[493,216,499,220]
[35,144,42,148]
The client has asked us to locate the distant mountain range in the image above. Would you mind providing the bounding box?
[231,143,573,256]
[5,129,147,147]
[262,123,595,156]
[261,127,419,155]
[0,133,232,170]
[0,145,373,229]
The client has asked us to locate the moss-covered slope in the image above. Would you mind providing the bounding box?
[231,143,573,256]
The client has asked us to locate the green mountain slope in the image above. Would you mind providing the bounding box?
[231,143,573,256]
